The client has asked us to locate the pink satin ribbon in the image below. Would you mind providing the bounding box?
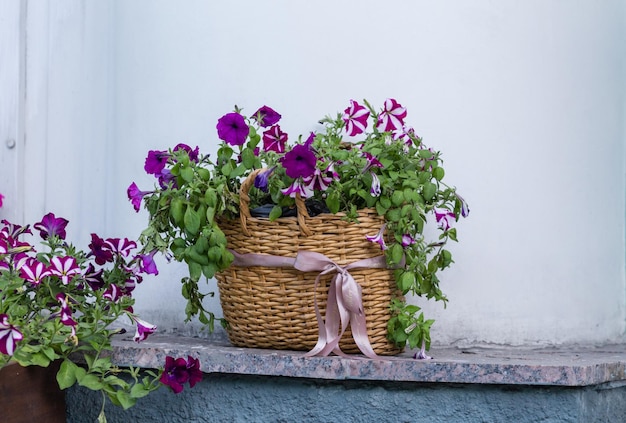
[230,250,389,359]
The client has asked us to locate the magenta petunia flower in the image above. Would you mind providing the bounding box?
[0,314,23,356]
[186,356,203,388]
[216,112,249,146]
[377,98,407,132]
[0,193,4,208]
[262,125,288,153]
[280,143,317,179]
[434,208,456,231]
[34,213,69,240]
[342,100,370,136]
[133,317,157,342]
[127,182,151,212]
[251,105,281,127]
[144,150,170,175]
[160,356,190,394]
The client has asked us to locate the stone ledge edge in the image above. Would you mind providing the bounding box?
[110,335,626,387]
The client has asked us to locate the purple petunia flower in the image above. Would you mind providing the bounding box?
[254,167,275,193]
[89,233,114,265]
[160,356,190,394]
[127,182,151,212]
[280,143,317,179]
[186,356,203,388]
[136,249,159,275]
[262,125,288,153]
[216,112,249,146]
[144,150,170,175]
[173,143,200,162]
[0,314,23,356]
[251,105,281,127]
[34,213,69,240]
[366,223,388,250]
[0,193,4,208]
[342,100,370,136]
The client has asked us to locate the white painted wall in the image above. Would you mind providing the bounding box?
[2,0,625,346]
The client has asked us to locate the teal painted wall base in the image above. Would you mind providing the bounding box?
[66,374,626,423]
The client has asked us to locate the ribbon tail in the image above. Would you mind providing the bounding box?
[304,272,331,357]
[349,311,379,359]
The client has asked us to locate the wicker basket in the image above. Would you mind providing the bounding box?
[215,169,403,356]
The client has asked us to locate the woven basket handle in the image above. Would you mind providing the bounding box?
[239,168,312,237]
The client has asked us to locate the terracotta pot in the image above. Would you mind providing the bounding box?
[0,361,65,423]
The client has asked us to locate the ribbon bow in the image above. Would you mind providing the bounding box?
[231,250,389,359]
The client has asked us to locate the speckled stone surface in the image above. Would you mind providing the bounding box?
[110,334,626,387]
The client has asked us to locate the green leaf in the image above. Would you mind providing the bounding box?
[269,205,283,221]
[115,390,137,410]
[188,261,202,281]
[184,206,201,236]
[180,166,194,183]
[390,243,404,265]
[432,167,445,181]
[57,360,79,389]
[325,194,340,214]
[422,182,436,201]
[241,148,256,169]
[398,271,415,292]
[391,190,405,206]
[79,374,105,391]
[169,198,185,227]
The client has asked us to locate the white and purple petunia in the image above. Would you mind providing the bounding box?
[377,98,407,132]
[48,256,81,285]
[434,208,456,231]
[342,100,370,136]
[133,317,157,342]
[0,314,23,356]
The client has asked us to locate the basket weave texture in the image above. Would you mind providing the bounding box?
[215,169,403,356]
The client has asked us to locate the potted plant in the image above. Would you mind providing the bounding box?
[0,209,202,421]
[129,98,469,358]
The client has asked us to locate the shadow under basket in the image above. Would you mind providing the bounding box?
[215,168,404,356]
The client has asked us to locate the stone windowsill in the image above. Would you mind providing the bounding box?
[110,334,626,387]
